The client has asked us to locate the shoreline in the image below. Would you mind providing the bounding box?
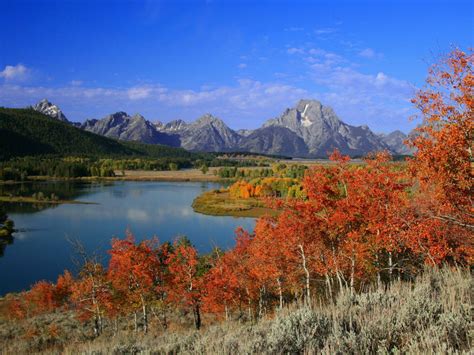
[0,196,97,205]
[24,168,231,183]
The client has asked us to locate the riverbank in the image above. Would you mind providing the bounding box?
[23,168,228,183]
[0,196,97,205]
[192,189,278,218]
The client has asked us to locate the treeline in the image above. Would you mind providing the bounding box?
[218,164,308,198]
[215,163,307,179]
[0,157,116,180]
[0,156,272,181]
[229,178,304,199]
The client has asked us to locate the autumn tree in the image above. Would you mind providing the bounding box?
[408,48,473,265]
[70,261,111,337]
[249,150,411,301]
[3,294,27,320]
[203,229,262,321]
[107,233,162,333]
[24,281,57,315]
[64,236,116,337]
[54,270,74,306]
[166,237,205,329]
[203,249,239,319]
[250,218,296,310]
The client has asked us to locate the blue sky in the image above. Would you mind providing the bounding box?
[0,0,472,133]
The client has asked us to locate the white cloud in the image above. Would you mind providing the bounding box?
[284,42,415,131]
[70,80,83,86]
[305,48,345,66]
[127,86,154,100]
[314,27,337,35]
[287,47,305,55]
[314,66,415,129]
[358,48,383,59]
[0,43,414,132]
[0,64,29,81]
[0,79,308,128]
[127,209,150,222]
[311,65,413,97]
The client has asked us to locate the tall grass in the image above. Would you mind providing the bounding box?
[1,267,472,354]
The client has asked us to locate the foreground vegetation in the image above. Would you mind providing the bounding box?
[0,268,470,354]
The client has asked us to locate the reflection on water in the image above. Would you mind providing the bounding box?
[0,234,13,257]
[0,181,255,295]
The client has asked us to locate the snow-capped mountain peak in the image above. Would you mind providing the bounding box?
[32,99,69,122]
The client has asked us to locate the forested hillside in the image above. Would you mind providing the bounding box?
[0,108,194,160]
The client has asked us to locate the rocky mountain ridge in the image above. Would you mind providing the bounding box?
[32,99,412,157]
[31,99,70,123]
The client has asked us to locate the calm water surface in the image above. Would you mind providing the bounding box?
[0,181,255,295]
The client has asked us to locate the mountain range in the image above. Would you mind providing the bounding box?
[32,99,413,157]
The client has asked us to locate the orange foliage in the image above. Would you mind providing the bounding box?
[229,177,300,199]
[229,181,255,198]
[166,238,204,329]
[408,48,473,264]
[25,281,57,315]
[4,295,27,320]
[108,233,162,332]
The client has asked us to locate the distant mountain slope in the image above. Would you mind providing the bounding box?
[0,108,193,160]
[170,114,241,152]
[239,126,309,157]
[263,99,390,157]
[378,130,413,155]
[81,112,180,146]
[27,99,409,158]
[158,119,188,132]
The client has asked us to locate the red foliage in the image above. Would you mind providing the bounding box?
[25,281,57,315]
[166,238,204,328]
[407,48,473,264]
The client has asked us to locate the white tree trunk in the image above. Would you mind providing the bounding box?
[298,244,311,304]
[276,277,283,310]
